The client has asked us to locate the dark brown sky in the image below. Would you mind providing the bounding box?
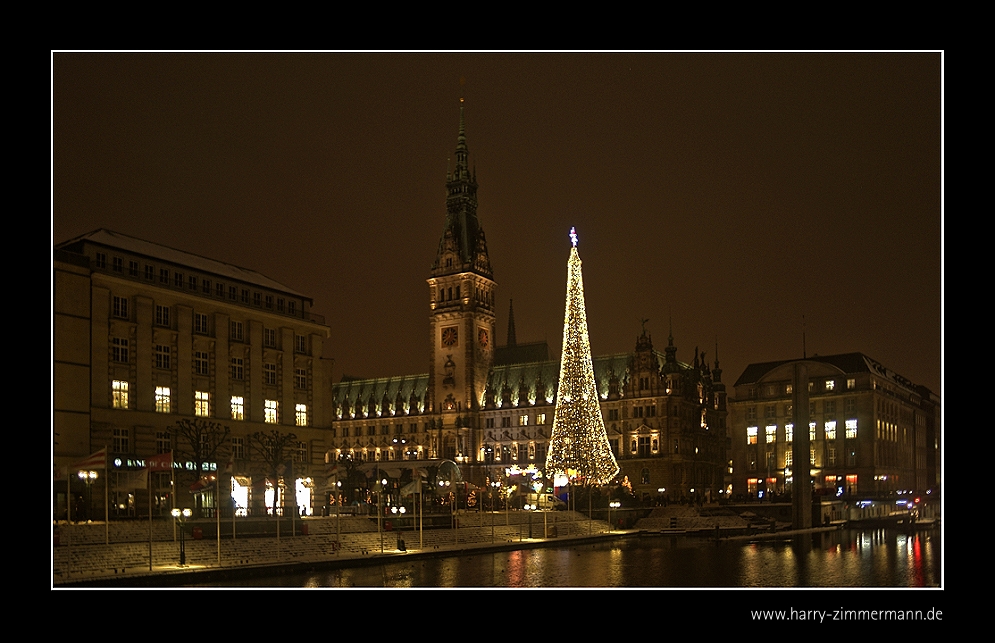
[52,52,943,395]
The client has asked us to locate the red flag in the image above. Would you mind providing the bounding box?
[75,448,107,470]
[146,451,173,472]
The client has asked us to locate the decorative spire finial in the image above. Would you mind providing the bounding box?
[569,226,578,247]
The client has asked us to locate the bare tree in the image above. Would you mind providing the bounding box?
[170,418,231,517]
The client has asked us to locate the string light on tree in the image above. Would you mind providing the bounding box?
[545,227,620,485]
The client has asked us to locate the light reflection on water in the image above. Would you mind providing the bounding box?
[190,527,939,588]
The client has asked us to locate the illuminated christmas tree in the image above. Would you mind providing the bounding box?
[545,227,620,485]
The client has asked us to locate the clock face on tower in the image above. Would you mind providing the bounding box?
[478,328,489,349]
[441,326,458,347]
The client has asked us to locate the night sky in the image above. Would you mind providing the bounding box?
[52,52,943,396]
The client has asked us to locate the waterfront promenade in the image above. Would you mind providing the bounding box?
[53,510,629,587]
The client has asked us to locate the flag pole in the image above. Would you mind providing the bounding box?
[216,474,221,566]
[149,469,153,571]
[104,446,109,545]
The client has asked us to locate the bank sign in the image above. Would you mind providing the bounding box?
[113,458,217,471]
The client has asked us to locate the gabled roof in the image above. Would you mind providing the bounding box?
[55,228,308,300]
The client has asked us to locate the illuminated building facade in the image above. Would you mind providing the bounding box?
[728,353,940,499]
[328,104,728,503]
[53,230,333,518]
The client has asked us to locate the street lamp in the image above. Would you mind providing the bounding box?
[390,505,407,550]
[608,500,620,533]
[77,470,98,523]
[170,507,192,565]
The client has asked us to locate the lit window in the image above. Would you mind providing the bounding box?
[785,423,793,442]
[536,413,546,424]
[825,421,837,440]
[195,391,210,417]
[264,363,277,385]
[112,337,129,363]
[784,449,792,466]
[296,403,308,427]
[785,384,793,394]
[826,379,835,391]
[155,344,170,370]
[294,368,306,389]
[231,358,244,380]
[747,426,758,445]
[809,422,817,441]
[155,386,171,413]
[155,305,170,327]
[765,425,776,443]
[265,399,279,424]
[845,419,858,439]
[846,378,855,390]
[231,396,244,421]
[112,380,129,409]
[520,414,529,426]
[194,351,209,375]
[112,296,129,319]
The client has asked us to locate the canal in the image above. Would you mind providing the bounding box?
[188,525,940,588]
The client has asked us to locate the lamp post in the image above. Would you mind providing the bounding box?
[391,505,407,550]
[375,477,387,554]
[490,480,500,543]
[77,470,98,523]
[170,507,192,566]
[608,500,620,533]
